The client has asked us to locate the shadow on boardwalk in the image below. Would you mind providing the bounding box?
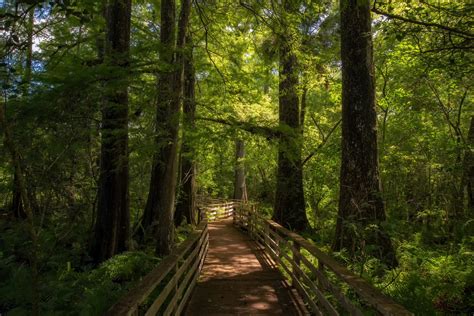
[185,219,307,315]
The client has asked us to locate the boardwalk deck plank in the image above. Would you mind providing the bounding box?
[185,219,307,315]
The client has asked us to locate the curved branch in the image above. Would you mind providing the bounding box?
[302,118,341,166]
[371,7,474,39]
[196,116,280,139]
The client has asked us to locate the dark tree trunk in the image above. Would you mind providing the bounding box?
[333,0,397,268]
[450,123,464,226]
[273,0,309,232]
[12,173,26,218]
[300,85,307,136]
[90,0,131,263]
[11,9,34,219]
[143,0,191,256]
[24,9,34,86]
[141,0,177,239]
[464,116,474,215]
[233,139,247,201]
[175,34,197,227]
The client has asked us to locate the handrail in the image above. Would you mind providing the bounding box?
[198,200,239,221]
[106,220,209,316]
[232,202,412,316]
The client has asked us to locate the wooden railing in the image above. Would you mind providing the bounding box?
[107,199,411,316]
[198,200,236,221]
[233,203,412,316]
[106,220,209,316]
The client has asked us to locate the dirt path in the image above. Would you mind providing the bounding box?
[184,219,306,315]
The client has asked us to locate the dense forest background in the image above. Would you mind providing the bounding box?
[0,0,473,314]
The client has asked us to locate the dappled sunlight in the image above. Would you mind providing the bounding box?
[185,219,306,315]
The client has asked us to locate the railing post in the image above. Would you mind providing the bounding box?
[172,261,179,314]
[292,242,301,287]
[318,260,325,290]
[233,202,236,225]
[200,207,206,222]
[252,206,257,240]
[252,205,256,238]
[264,221,269,250]
[247,207,253,239]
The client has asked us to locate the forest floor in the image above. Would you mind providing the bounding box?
[185,219,307,315]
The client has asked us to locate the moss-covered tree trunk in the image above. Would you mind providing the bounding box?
[143,0,191,256]
[11,8,34,219]
[333,0,397,268]
[90,0,131,263]
[175,34,197,226]
[273,0,309,232]
[233,139,247,201]
[464,116,474,215]
[142,0,177,247]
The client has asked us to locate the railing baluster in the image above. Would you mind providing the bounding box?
[292,242,301,288]
[264,221,270,251]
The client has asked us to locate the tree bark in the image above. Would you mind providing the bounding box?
[300,85,307,136]
[143,0,191,256]
[273,0,309,232]
[12,173,26,218]
[333,0,397,268]
[233,139,248,201]
[11,8,34,219]
[175,34,197,227]
[90,0,131,263]
[464,116,474,215]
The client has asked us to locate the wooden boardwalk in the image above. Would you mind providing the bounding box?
[185,218,307,315]
[107,202,411,315]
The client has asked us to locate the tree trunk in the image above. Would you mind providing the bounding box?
[11,8,34,219]
[90,0,131,263]
[143,0,191,256]
[333,0,397,268]
[464,116,474,215]
[300,85,307,136]
[449,132,464,234]
[175,34,197,227]
[233,139,248,201]
[273,0,309,232]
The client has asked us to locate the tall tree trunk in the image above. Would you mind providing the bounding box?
[300,85,307,136]
[450,130,464,234]
[12,173,26,218]
[143,0,191,256]
[273,0,309,232]
[233,139,247,201]
[464,116,474,215]
[11,8,34,219]
[333,0,397,268]
[175,34,197,227]
[90,0,131,263]
[23,8,34,87]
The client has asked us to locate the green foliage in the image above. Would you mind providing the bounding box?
[383,241,474,315]
[0,245,159,315]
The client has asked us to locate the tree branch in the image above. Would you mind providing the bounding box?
[193,0,227,84]
[302,118,341,166]
[371,7,474,39]
[195,116,280,139]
